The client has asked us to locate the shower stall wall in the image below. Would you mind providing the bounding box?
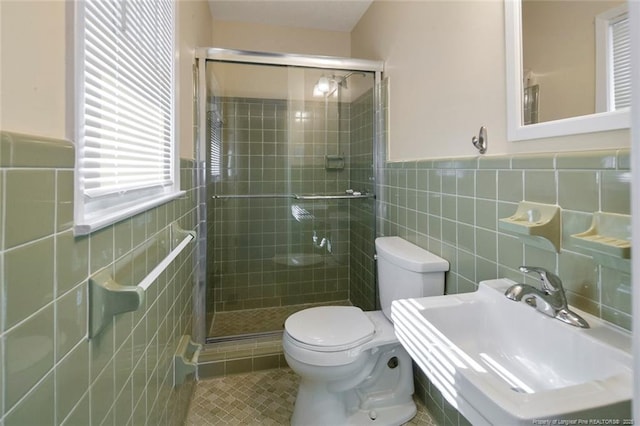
[196,49,383,342]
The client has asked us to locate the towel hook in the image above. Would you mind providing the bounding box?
[472,126,488,154]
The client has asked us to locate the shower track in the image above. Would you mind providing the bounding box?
[206,330,283,345]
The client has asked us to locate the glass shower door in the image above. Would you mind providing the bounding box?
[204,59,377,341]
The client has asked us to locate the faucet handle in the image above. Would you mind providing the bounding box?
[519,266,563,293]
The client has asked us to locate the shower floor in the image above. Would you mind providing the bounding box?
[209,300,351,338]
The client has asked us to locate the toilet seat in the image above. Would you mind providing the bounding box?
[284,310,399,367]
[285,306,375,352]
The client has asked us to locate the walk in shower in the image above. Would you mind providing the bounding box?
[195,49,383,343]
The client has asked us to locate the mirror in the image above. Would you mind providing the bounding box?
[505,0,630,141]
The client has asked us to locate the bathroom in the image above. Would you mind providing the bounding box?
[0,0,637,425]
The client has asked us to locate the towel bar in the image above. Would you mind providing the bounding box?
[88,223,196,339]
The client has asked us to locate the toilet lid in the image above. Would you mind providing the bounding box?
[284,306,375,351]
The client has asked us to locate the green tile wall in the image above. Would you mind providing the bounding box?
[0,131,199,425]
[378,148,632,425]
[207,97,354,314]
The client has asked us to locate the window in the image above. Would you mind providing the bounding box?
[610,14,631,109]
[208,105,222,179]
[595,4,631,113]
[74,0,179,234]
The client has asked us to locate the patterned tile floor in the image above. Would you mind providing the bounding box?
[209,301,351,338]
[185,368,436,425]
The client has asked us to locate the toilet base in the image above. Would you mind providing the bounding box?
[347,402,416,426]
[291,382,416,426]
[291,385,416,426]
[289,343,416,426]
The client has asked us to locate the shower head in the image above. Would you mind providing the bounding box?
[336,71,367,89]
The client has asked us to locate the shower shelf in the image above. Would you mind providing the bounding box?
[87,223,196,339]
[212,192,375,200]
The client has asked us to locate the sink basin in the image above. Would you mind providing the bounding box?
[391,278,632,425]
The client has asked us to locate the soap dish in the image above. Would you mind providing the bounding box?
[571,212,631,270]
[499,201,561,252]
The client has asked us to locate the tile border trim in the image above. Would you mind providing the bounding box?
[386,148,630,171]
[1,131,74,169]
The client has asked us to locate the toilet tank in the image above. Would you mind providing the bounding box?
[375,236,449,321]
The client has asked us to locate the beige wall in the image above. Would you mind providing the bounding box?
[207,61,368,104]
[211,19,351,57]
[0,1,67,139]
[1,0,630,162]
[206,19,357,121]
[178,0,214,158]
[0,0,212,159]
[351,0,630,161]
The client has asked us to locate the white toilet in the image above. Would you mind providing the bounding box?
[283,236,449,425]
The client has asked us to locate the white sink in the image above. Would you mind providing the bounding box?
[391,278,632,425]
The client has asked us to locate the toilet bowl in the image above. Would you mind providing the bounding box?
[284,308,415,425]
[283,236,450,426]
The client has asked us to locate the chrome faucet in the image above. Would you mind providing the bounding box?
[505,266,589,328]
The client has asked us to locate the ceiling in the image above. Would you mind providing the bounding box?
[207,0,374,32]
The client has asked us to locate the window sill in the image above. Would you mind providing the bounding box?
[74,190,186,236]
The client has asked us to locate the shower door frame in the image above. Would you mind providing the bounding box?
[192,47,384,344]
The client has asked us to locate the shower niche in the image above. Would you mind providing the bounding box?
[197,50,383,342]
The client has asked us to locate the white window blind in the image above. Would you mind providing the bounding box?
[208,107,222,178]
[595,5,631,113]
[611,15,631,109]
[75,0,180,234]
